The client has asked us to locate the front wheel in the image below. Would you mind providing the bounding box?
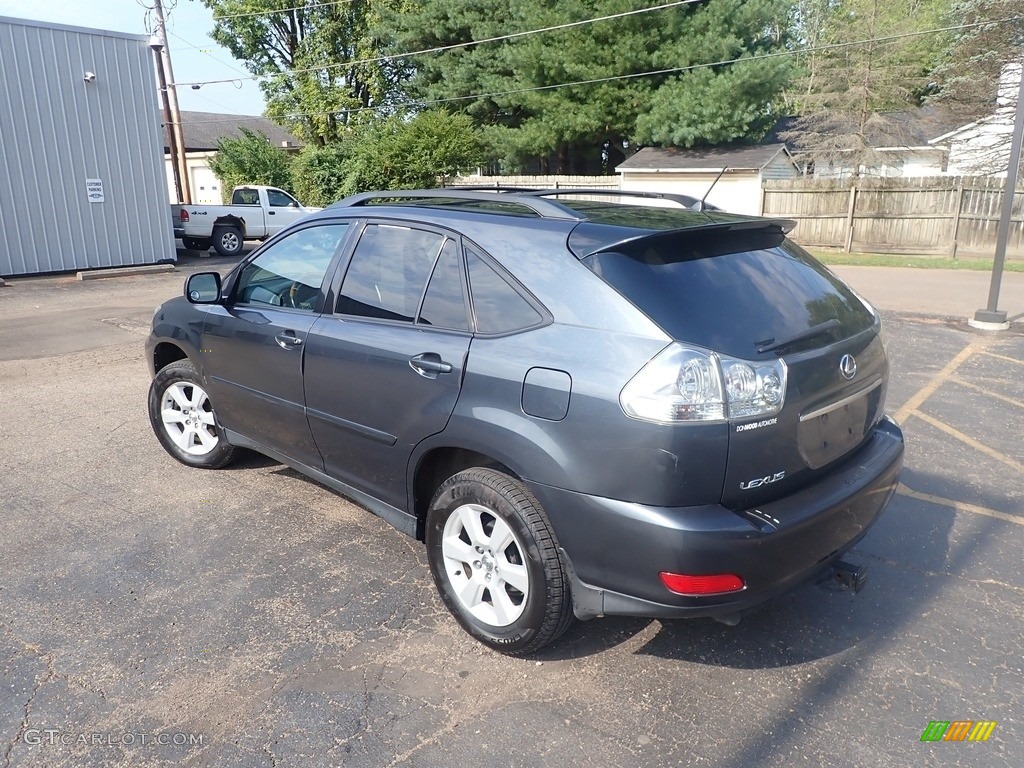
[425,468,574,655]
[212,225,243,257]
[148,360,236,469]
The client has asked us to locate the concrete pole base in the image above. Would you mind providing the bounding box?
[969,308,1010,331]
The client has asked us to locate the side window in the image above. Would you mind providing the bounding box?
[267,189,298,208]
[234,224,349,311]
[466,247,543,334]
[418,239,470,331]
[337,224,445,322]
[231,188,259,205]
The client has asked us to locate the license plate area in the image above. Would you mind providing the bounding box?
[798,379,881,469]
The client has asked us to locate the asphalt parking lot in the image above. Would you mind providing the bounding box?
[1,256,1022,767]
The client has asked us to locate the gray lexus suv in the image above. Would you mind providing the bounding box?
[147,189,904,654]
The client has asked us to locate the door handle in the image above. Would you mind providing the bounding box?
[275,331,303,349]
[409,353,453,378]
[268,210,276,215]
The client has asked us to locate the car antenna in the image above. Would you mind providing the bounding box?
[697,166,728,211]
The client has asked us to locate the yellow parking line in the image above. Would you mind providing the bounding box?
[950,377,1024,410]
[893,342,982,423]
[912,410,1024,474]
[898,484,1023,526]
[980,350,1024,366]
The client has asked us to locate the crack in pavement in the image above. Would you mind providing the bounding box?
[2,633,56,768]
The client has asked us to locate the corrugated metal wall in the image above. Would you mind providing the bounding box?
[0,17,175,276]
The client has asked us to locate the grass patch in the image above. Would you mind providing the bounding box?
[808,250,1024,272]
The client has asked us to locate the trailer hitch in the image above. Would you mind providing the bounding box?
[819,560,868,593]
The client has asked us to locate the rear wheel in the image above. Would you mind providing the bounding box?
[148,360,236,469]
[212,225,243,257]
[425,468,574,655]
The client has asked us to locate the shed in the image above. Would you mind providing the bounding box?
[616,144,800,215]
[0,16,174,277]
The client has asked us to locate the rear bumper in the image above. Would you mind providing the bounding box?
[527,416,904,620]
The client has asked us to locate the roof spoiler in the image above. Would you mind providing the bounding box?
[579,217,797,258]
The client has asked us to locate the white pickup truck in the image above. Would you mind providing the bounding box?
[171,185,320,257]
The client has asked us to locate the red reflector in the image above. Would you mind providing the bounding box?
[659,572,744,596]
[179,208,189,222]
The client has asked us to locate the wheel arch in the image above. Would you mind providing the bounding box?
[409,445,518,540]
[213,215,245,237]
[152,341,189,374]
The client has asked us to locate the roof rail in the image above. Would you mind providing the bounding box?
[439,184,543,193]
[521,188,720,211]
[332,189,584,220]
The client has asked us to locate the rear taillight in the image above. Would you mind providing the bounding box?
[179,208,189,222]
[660,572,745,596]
[619,343,787,425]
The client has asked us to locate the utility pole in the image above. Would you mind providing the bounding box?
[970,62,1024,332]
[151,0,192,204]
[151,38,184,203]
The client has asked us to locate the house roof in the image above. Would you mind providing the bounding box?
[164,111,301,153]
[616,143,791,172]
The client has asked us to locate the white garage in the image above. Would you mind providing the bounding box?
[616,144,801,215]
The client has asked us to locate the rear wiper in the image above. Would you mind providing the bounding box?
[756,318,840,354]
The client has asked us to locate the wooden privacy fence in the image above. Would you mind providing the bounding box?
[763,177,1024,259]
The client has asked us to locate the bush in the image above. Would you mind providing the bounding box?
[290,110,484,204]
[207,128,295,202]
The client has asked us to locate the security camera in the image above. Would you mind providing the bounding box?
[83,71,96,83]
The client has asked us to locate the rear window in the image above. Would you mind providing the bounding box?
[583,229,875,357]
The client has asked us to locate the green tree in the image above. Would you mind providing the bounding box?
[390,0,795,171]
[207,127,295,200]
[291,109,484,203]
[201,0,409,144]
[633,0,793,146]
[290,141,354,207]
[782,0,951,175]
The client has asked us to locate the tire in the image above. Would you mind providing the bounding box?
[182,237,211,251]
[148,360,236,469]
[425,468,574,655]
[212,225,243,257]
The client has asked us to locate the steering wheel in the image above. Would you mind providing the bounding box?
[286,282,302,309]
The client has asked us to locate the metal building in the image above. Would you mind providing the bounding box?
[0,16,175,277]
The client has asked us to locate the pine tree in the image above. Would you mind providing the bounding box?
[389,0,795,172]
[782,0,950,176]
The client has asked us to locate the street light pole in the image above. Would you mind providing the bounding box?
[971,62,1024,331]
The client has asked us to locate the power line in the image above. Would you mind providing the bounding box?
[166,29,251,79]
[170,15,1022,126]
[171,0,703,88]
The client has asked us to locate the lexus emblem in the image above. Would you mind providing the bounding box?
[839,354,857,380]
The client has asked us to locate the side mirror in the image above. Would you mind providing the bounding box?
[185,272,222,304]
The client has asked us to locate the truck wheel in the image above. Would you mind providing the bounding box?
[212,226,243,257]
[425,468,574,655]
[182,237,211,252]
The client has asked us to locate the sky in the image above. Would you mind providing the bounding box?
[0,0,267,115]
